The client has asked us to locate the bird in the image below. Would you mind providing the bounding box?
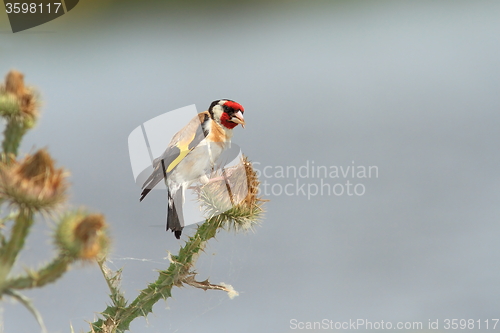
[140,99,246,239]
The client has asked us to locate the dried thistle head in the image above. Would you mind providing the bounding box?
[197,155,266,232]
[218,156,263,207]
[0,149,68,211]
[55,211,110,260]
[0,70,39,127]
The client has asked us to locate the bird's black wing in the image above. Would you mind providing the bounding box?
[140,112,210,201]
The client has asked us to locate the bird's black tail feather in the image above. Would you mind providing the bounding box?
[139,188,152,202]
[140,163,164,202]
[167,188,184,239]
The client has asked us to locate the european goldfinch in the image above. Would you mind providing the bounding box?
[140,99,246,239]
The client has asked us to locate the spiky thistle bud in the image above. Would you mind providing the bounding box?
[0,70,39,155]
[0,149,68,211]
[55,211,110,260]
[0,70,38,124]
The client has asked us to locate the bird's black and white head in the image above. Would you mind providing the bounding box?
[208,99,246,130]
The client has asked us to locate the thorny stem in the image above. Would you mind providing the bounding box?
[0,209,33,289]
[89,217,221,333]
[3,255,72,290]
[2,120,27,157]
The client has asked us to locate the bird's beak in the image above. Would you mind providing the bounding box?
[231,110,246,128]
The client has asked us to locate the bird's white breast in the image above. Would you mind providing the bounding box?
[168,138,229,186]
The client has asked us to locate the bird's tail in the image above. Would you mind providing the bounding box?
[167,187,184,239]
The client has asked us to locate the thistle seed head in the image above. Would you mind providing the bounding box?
[0,149,68,211]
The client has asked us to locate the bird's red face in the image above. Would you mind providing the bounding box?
[209,100,245,129]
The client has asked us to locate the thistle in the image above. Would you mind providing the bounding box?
[0,149,68,211]
[0,70,39,156]
[0,70,267,333]
[89,157,266,333]
[197,156,266,232]
[56,212,109,260]
[0,70,110,332]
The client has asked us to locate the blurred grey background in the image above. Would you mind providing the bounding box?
[1,0,500,332]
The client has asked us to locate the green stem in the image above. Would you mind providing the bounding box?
[3,255,72,290]
[89,217,220,333]
[2,120,28,156]
[88,177,263,333]
[0,209,33,290]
